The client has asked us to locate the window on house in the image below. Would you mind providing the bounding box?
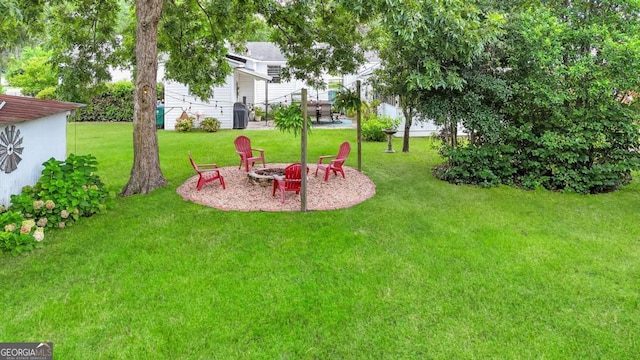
[267,65,281,83]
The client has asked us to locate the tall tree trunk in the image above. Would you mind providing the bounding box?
[450,119,458,148]
[401,98,412,152]
[121,0,167,196]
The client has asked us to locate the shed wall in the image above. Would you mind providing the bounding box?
[0,114,67,207]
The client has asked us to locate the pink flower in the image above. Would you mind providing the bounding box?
[37,218,48,227]
[45,200,55,210]
[60,210,70,219]
[33,200,45,210]
[58,222,65,229]
[4,224,15,232]
[20,219,35,234]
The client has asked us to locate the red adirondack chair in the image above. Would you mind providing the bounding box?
[315,141,351,181]
[272,163,308,203]
[188,152,226,191]
[234,135,266,172]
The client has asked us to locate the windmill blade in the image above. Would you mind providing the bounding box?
[7,125,15,143]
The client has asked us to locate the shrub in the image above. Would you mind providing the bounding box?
[362,115,399,142]
[200,117,221,132]
[433,144,516,188]
[175,116,195,132]
[75,81,135,122]
[9,154,110,231]
[36,86,57,100]
[0,210,45,256]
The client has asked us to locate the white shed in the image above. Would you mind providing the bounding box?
[0,95,82,207]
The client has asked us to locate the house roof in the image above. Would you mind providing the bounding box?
[234,67,272,81]
[0,94,84,124]
[243,42,286,62]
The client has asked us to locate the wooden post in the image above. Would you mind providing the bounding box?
[301,88,308,212]
[265,81,269,126]
[357,80,362,172]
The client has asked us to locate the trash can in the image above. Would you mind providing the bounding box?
[156,103,165,129]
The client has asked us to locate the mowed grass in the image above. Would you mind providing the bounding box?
[1,122,639,359]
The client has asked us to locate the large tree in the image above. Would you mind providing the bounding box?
[120,0,166,195]
[371,0,506,152]
[435,0,640,193]
[44,0,371,196]
[0,0,45,81]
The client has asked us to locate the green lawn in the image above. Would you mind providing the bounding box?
[2,122,639,359]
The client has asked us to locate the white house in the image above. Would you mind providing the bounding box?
[0,94,82,207]
[162,42,343,130]
[159,42,442,135]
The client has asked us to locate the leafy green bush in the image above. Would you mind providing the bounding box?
[273,103,312,136]
[362,115,399,142]
[269,103,287,120]
[6,47,58,97]
[434,144,516,188]
[0,210,45,256]
[200,117,221,132]
[76,81,135,122]
[9,154,110,230]
[175,116,195,132]
[36,86,57,100]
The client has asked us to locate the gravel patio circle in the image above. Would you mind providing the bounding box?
[177,163,376,212]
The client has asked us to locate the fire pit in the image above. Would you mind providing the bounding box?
[248,168,285,187]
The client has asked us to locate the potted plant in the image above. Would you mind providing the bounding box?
[254,107,265,122]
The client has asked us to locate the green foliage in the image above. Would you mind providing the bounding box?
[273,102,312,137]
[268,103,287,120]
[175,116,195,132]
[332,86,361,114]
[36,86,57,99]
[433,1,640,194]
[434,144,516,188]
[0,210,44,256]
[76,81,134,122]
[199,117,220,132]
[265,2,370,88]
[6,46,58,96]
[47,0,123,102]
[362,115,399,142]
[372,0,506,151]
[9,154,110,231]
[253,106,265,119]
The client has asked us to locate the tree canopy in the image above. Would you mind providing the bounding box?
[434,0,640,193]
[3,0,638,194]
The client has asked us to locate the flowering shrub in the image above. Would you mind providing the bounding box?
[0,210,45,255]
[9,154,110,232]
[199,117,220,132]
[175,116,195,132]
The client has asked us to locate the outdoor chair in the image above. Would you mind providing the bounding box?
[234,135,266,172]
[188,152,226,191]
[272,163,308,203]
[315,141,351,181]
